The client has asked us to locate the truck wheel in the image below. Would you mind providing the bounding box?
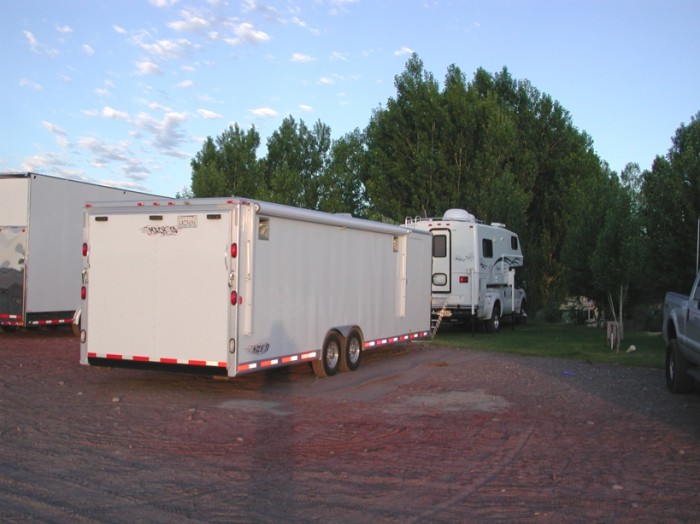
[517,301,527,325]
[312,331,341,378]
[486,303,501,333]
[665,339,694,393]
[340,328,363,372]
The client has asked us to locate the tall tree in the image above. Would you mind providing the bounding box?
[190,124,261,198]
[264,116,331,209]
[640,112,700,296]
[317,129,369,217]
[364,53,445,220]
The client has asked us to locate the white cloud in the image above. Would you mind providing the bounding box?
[113,25,127,34]
[292,53,315,63]
[330,51,349,62]
[95,87,111,96]
[135,60,163,76]
[133,111,189,158]
[19,78,42,90]
[56,25,73,34]
[82,44,95,56]
[23,30,59,57]
[139,37,195,59]
[319,76,336,85]
[168,8,211,32]
[250,107,278,118]
[102,106,130,120]
[198,109,222,119]
[177,79,194,88]
[394,46,413,56]
[150,0,179,7]
[299,104,313,113]
[42,121,70,148]
[225,22,270,45]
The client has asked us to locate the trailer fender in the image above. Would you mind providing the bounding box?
[71,309,82,338]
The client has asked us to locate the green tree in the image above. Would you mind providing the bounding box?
[364,53,446,220]
[264,116,331,209]
[317,129,369,217]
[190,124,261,198]
[589,179,642,349]
[640,112,700,297]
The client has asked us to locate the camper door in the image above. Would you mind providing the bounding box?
[430,228,451,294]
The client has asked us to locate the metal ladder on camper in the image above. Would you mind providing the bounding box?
[430,302,449,340]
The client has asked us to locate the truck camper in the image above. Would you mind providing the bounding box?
[406,209,526,332]
[77,197,432,378]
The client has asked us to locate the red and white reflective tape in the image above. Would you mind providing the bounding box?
[0,314,22,320]
[29,318,72,326]
[364,330,429,348]
[87,352,227,368]
[237,351,318,373]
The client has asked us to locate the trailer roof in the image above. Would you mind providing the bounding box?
[83,196,427,237]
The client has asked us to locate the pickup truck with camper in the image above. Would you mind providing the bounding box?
[406,209,526,333]
[77,197,432,379]
[663,272,700,393]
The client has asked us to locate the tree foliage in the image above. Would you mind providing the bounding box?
[187,54,699,319]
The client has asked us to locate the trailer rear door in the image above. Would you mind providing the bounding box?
[83,207,234,368]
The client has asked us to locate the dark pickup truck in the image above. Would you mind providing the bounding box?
[663,272,700,392]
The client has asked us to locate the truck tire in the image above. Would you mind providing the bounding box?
[312,331,342,378]
[485,303,501,333]
[665,338,694,393]
[517,300,527,325]
[340,328,362,372]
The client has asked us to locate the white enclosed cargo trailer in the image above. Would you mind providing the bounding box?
[0,172,162,329]
[78,197,431,378]
[406,209,526,332]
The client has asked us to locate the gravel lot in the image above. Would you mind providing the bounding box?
[1,328,699,523]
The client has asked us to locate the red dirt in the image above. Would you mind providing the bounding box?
[1,328,699,523]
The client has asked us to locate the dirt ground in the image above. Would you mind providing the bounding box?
[1,328,699,523]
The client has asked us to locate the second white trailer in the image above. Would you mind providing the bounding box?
[78,197,432,378]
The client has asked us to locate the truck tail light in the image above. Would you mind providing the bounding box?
[82,243,88,256]
[459,276,469,283]
[231,243,238,258]
[231,291,238,305]
[81,286,87,300]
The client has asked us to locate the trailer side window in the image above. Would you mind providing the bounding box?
[511,236,518,250]
[259,217,270,240]
[433,234,447,258]
[482,239,493,258]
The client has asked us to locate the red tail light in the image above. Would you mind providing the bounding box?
[82,243,88,256]
[231,243,238,258]
[231,291,238,305]
[459,276,469,283]
[81,286,87,300]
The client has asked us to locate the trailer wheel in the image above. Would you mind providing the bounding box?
[312,331,342,378]
[665,339,694,393]
[340,328,363,372]
[486,303,501,333]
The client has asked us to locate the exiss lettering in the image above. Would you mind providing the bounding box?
[141,225,179,236]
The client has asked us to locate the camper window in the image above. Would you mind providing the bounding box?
[482,239,493,258]
[259,217,270,240]
[433,234,447,258]
[511,236,518,250]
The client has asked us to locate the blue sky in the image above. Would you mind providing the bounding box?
[2,0,698,197]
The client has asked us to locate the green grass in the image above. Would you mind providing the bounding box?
[432,321,665,369]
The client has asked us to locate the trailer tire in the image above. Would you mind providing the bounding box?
[312,331,342,378]
[340,328,363,372]
[486,303,501,333]
[665,338,694,393]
